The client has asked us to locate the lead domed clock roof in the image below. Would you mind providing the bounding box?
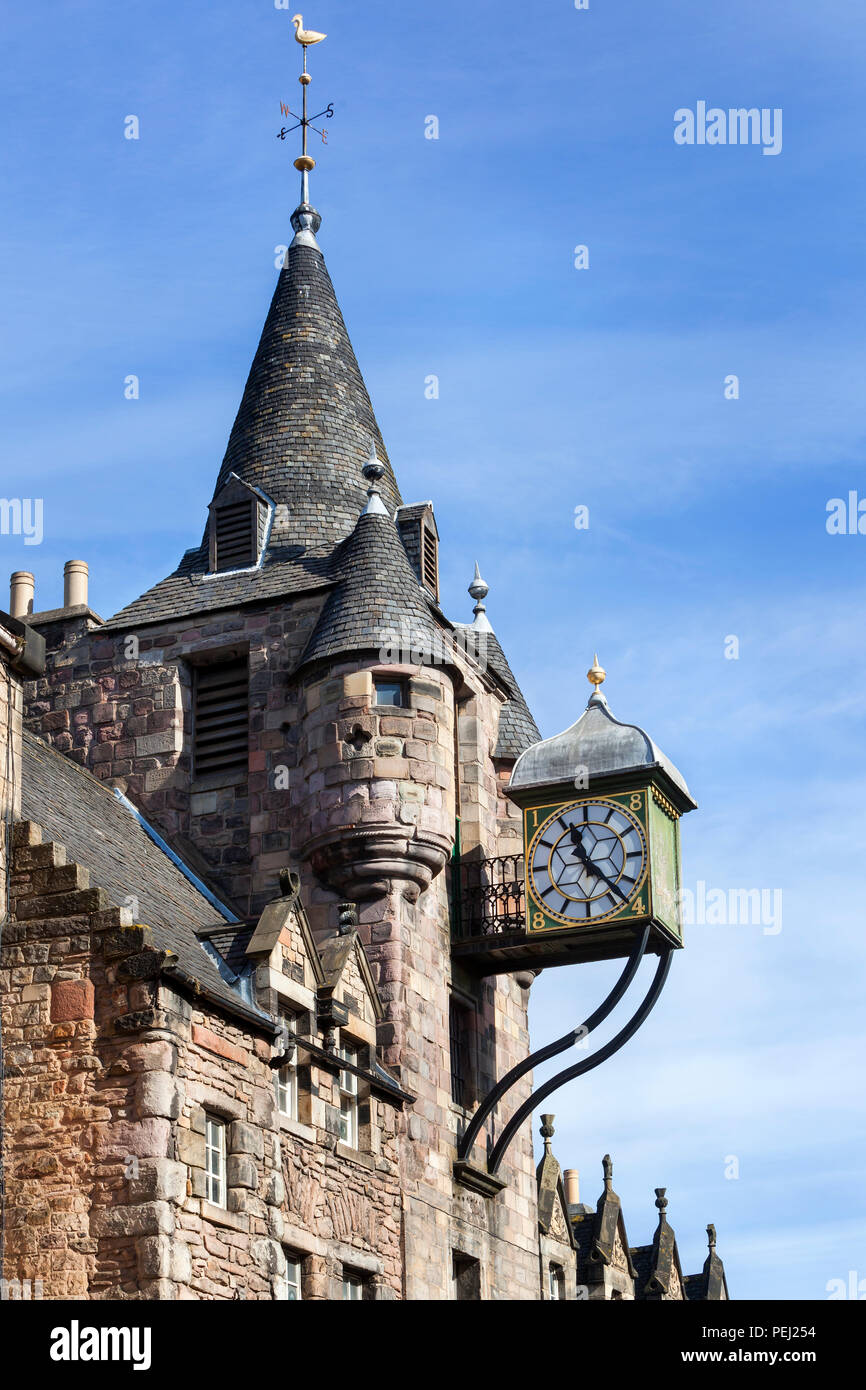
[509,688,694,805]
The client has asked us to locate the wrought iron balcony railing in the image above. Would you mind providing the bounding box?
[450,853,526,940]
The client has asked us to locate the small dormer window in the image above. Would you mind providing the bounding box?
[213,497,256,571]
[421,520,438,597]
[396,502,439,601]
[207,473,270,574]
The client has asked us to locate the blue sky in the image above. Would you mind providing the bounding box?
[3,0,865,1300]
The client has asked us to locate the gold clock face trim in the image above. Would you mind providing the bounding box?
[526,797,649,928]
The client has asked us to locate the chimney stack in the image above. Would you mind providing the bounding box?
[9,571,35,619]
[563,1169,580,1207]
[63,560,88,609]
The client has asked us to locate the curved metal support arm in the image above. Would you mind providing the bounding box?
[487,947,673,1175]
[456,926,650,1163]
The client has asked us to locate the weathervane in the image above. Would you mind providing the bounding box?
[277,14,332,207]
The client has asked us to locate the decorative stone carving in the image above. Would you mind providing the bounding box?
[304,825,451,901]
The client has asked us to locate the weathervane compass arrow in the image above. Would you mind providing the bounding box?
[277,14,333,208]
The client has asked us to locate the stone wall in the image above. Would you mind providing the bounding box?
[0,651,22,923]
[21,597,544,1300]
[1,820,404,1300]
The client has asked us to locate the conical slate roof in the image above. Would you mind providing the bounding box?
[300,508,440,668]
[212,239,401,544]
[486,632,541,760]
[104,218,402,630]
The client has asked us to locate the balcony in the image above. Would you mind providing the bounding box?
[449,852,662,975]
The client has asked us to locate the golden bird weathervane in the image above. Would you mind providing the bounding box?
[277,14,332,206]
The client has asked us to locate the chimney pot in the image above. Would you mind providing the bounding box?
[63,560,88,610]
[10,571,35,619]
[563,1169,580,1207]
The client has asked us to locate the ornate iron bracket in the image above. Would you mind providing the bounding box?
[456,927,674,1178]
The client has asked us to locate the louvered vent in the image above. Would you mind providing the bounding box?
[421,523,438,598]
[193,660,248,781]
[213,499,255,572]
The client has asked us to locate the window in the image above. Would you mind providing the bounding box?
[342,1272,364,1301]
[274,1011,299,1121]
[548,1264,564,1300]
[204,1115,226,1207]
[449,997,474,1108]
[276,1249,303,1301]
[338,1041,359,1148]
[373,677,405,708]
[193,658,248,783]
[213,497,257,572]
[452,1252,481,1301]
[421,521,438,598]
[274,1058,297,1121]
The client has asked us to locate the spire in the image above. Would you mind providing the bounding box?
[211,15,401,550]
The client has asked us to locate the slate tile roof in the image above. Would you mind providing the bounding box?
[299,508,441,667]
[20,729,256,1015]
[103,541,334,631]
[629,1244,654,1295]
[98,212,540,763]
[104,237,400,631]
[485,632,541,760]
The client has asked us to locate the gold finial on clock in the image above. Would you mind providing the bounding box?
[587,653,606,696]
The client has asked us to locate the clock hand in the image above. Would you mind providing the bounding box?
[568,826,597,871]
[569,828,629,903]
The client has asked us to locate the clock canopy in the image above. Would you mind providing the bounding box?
[509,687,696,814]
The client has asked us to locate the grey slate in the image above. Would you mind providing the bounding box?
[104,237,401,631]
[485,632,542,761]
[299,509,441,668]
[20,728,255,1014]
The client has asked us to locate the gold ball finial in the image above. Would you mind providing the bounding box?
[587,653,606,695]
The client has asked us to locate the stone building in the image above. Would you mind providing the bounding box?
[0,171,729,1300]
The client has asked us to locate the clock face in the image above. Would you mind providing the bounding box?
[526,798,648,926]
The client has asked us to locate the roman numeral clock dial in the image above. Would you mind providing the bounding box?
[526,799,648,928]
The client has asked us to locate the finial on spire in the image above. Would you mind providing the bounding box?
[361,441,388,515]
[468,562,493,632]
[707,1223,717,1251]
[654,1187,668,1221]
[602,1153,613,1189]
[281,15,333,248]
[539,1114,555,1153]
[587,652,606,702]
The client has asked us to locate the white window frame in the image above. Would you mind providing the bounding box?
[274,1011,299,1121]
[205,1115,227,1208]
[342,1272,364,1301]
[276,1248,303,1301]
[548,1263,563,1300]
[338,1041,359,1148]
[275,1060,298,1120]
